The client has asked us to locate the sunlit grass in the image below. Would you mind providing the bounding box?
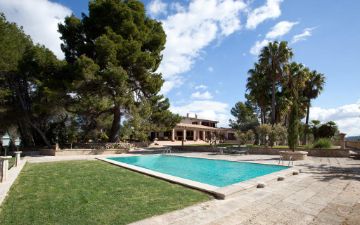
[0,160,210,225]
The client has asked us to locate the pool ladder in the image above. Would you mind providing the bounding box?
[163,147,172,154]
[279,155,294,166]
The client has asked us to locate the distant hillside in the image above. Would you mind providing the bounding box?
[346,136,360,141]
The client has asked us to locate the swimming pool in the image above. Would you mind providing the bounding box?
[107,155,288,187]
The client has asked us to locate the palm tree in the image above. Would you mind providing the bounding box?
[303,70,325,125]
[259,41,293,125]
[246,63,271,124]
[302,70,325,144]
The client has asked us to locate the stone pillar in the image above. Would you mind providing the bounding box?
[339,133,346,149]
[171,129,175,141]
[0,156,12,182]
[183,129,187,141]
[193,130,197,141]
[202,130,206,141]
[14,151,22,167]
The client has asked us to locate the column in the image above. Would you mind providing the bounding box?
[14,151,22,167]
[183,129,187,141]
[202,130,206,141]
[171,129,175,141]
[0,156,12,182]
[193,130,197,141]
[339,133,346,149]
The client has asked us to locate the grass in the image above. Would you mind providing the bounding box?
[0,160,210,225]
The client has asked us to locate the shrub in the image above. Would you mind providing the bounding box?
[312,138,332,149]
[256,124,272,145]
[236,131,247,145]
[269,124,287,146]
[246,130,255,143]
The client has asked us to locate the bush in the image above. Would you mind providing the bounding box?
[256,124,272,145]
[312,138,332,149]
[269,124,287,146]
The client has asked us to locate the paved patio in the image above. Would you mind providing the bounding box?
[129,153,360,225]
[22,153,360,224]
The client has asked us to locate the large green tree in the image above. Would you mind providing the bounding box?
[259,41,293,125]
[285,62,308,150]
[58,0,179,142]
[229,101,259,131]
[0,14,65,147]
[246,63,271,124]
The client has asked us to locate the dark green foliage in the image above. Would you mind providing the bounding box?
[0,14,68,147]
[229,101,259,131]
[244,41,325,135]
[0,1,179,146]
[311,121,338,140]
[258,41,293,125]
[287,101,299,150]
[0,161,209,225]
[58,0,178,142]
[312,138,332,149]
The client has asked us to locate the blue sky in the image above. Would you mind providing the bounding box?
[1,0,359,135]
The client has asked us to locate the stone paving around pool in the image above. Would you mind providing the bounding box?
[15,153,360,224]
[130,153,360,225]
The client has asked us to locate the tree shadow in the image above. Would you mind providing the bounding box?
[300,162,360,182]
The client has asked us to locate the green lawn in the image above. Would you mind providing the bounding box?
[0,160,210,225]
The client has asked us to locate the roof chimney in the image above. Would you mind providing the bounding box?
[195,114,198,119]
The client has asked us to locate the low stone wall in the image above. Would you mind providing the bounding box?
[248,148,281,155]
[346,141,360,149]
[172,146,349,157]
[171,146,218,152]
[38,148,128,156]
[307,149,349,157]
[249,147,349,158]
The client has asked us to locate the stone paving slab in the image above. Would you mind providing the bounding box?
[130,153,360,225]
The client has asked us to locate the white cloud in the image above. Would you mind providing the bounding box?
[148,0,167,17]
[246,0,283,29]
[265,21,298,39]
[309,102,360,136]
[158,0,247,94]
[250,39,270,55]
[195,85,208,90]
[250,20,297,56]
[291,27,314,44]
[0,0,72,59]
[208,66,214,72]
[170,2,185,13]
[170,100,230,127]
[191,91,213,100]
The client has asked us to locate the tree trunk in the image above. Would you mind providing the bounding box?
[28,120,52,148]
[271,81,276,125]
[17,120,35,147]
[305,100,310,125]
[302,100,311,145]
[109,106,122,142]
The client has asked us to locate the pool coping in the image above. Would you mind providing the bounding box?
[96,154,296,199]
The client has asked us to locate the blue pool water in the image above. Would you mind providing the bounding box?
[108,155,289,187]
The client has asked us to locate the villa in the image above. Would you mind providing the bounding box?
[150,113,237,143]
